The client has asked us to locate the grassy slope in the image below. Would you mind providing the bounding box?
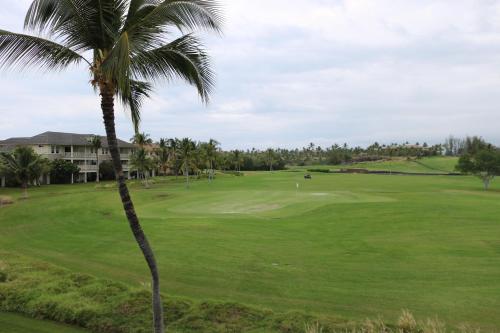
[297,156,459,174]
[0,312,88,333]
[0,158,499,329]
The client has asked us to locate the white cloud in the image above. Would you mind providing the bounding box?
[1,0,500,149]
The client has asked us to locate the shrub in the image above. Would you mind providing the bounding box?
[307,169,331,173]
[398,310,417,333]
[50,159,80,184]
[99,161,116,181]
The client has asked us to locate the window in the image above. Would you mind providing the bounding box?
[51,146,59,154]
[65,146,71,153]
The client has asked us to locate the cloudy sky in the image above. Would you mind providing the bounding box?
[1,0,500,149]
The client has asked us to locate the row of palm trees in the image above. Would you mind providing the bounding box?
[128,133,289,188]
[129,134,222,188]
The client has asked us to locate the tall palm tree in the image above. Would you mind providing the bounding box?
[131,132,153,148]
[205,138,219,182]
[167,138,180,179]
[0,146,47,198]
[87,135,102,182]
[131,147,154,188]
[266,148,275,172]
[0,2,221,331]
[158,138,169,176]
[178,138,196,188]
[232,150,243,173]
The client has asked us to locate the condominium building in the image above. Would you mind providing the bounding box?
[0,131,136,186]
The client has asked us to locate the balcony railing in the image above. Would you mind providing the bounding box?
[60,152,131,159]
[76,165,130,172]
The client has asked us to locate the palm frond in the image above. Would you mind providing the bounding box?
[123,0,222,51]
[0,29,86,71]
[131,34,214,102]
[24,0,96,51]
[91,0,129,48]
[118,80,153,133]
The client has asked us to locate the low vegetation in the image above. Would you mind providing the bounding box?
[0,254,483,333]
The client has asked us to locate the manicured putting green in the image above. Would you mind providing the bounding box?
[0,158,499,329]
[0,312,87,333]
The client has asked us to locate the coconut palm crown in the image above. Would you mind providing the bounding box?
[0,2,222,332]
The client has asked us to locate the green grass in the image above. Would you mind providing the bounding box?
[0,312,88,333]
[0,157,498,330]
[297,156,459,174]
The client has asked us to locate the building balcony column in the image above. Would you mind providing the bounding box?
[1,176,5,188]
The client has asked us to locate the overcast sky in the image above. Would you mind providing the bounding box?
[1,0,500,149]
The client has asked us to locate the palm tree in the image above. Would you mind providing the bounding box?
[0,146,47,198]
[87,135,102,182]
[0,2,221,331]
[167,138,180,179]
[158,138,169,176]
[205,138,219,182]
[131,132,153,148]
[131,148,154,188]
[232,150,243,173]
[178,138,196,188]
[266,148,275,172]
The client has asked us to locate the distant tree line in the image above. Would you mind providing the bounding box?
[3,135,500,193]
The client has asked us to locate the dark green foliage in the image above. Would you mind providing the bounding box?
[0,146,49,192]
[50,160,79,184]
[307,169,331,173]
[99,161,116,181]
[456,146,500,190]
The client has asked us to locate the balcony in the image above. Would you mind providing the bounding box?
[76,164,130,172]
[61,152,131,160]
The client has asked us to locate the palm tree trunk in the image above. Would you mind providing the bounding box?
[22,182,28,199]
[96,153,100,183]
[100,87,164,333]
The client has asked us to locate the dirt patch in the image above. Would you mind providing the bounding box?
[0,196,14,206]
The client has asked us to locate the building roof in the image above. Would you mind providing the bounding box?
[0,131,135,148]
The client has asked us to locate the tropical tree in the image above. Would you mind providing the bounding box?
[456,148,500,190]
[87,135,102,182]
[232,150,243,173]
[178,138,196,188]
[30,157,51,186]
[266,148,275,172]
[157,138,170,176]
[0,146,48,198]
[0,1,221,331]
[131,132,153,148]
[203,138,219,182]
[50,159,80,184]
[131,148,154,188]
[167,138,180,179]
